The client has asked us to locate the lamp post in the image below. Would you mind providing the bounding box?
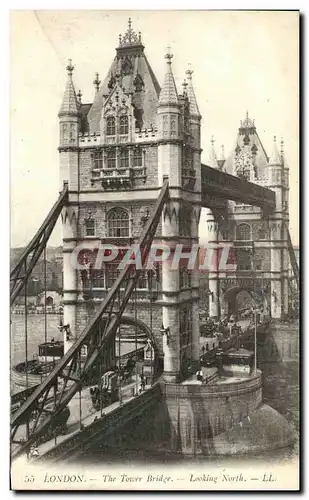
[252,308,257,374]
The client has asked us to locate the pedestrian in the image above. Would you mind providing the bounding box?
[140,374,146,391]
[196,367,203,382]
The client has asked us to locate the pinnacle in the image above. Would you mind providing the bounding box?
[269,136,282,165]
[158,51,179,106]
[185,66,200,116]
[58,59,79,117]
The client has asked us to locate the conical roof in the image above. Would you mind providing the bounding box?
[208,137,218,169]
[268,136,282,165]
[58,60,79,117]
[185,68,200,116]
[158,53,179,106]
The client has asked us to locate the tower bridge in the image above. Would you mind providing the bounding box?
[10,18,298,461]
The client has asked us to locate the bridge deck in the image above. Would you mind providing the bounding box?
[201,164,276,211]
[24,378,150,460]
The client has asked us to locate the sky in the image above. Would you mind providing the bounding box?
[10,10,299,247]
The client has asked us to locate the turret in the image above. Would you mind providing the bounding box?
[157,50,181,186]
[267,136,284,210]
[58,60,80,190]
[208,137,219,169]
[185,66,202,191]
[218,145,226,170]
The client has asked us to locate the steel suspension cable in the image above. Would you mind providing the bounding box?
[118,289,122,405]
[11,181,169,457]
[135,280,138,393]
[149,271,153,384]
[24,259,29,439]
[44,245,47,367]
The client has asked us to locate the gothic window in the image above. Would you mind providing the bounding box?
[105,262,121,289]
[107,149,116,169]
[179,205,192,237]
[106,116,116,136]
[237,168,250,181]
[179,266,192,289]
[236,223,251,241]
[119,115,129,135]
[133,73,144,92]
[119,149,129,169]
[85,218,95,237]
[179,306,192,348]
[107,208,129,237]
[133,148,143,167]
[121,57,133,75]
[92,268,105,288]
[136,271,148,290]
[236,249,252,271]
[258,223,268,240]
[91,150,102,170]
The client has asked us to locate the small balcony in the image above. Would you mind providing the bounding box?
[95,168,133,189]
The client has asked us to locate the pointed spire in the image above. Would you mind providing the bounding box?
[182,79,188,98]
[219,145,225,162]
[185,65,200,116]
[58,59,79,117]
[208,136,218,169]
[217,145,225,171]
[93,72,101,93]
[158,49,179,106]
[280,137,285,163]
[269,135,282,165]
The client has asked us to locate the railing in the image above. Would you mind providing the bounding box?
[35,384,161,462]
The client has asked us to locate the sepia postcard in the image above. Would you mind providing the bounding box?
[10,9,299,491]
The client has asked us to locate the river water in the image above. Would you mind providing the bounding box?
[10,315,299,464]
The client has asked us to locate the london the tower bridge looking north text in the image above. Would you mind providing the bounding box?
[10,17,299,464]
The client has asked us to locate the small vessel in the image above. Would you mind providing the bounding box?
[12,339,64,389]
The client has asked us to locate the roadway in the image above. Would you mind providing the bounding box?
[13,375,149,460]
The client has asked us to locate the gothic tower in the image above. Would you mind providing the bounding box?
[205,113,290,320]
[59,20,202,380]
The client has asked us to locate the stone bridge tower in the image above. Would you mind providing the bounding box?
[205,113,290,320]
[59,19,202,381]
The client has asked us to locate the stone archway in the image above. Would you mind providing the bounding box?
[222,284,269,319]
[223,286,255,318]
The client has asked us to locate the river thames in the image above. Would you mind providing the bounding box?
[10,314,299,463]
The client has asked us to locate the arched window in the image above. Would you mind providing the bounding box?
[119,115,128,135]
[106,116,115,136]
[236,223,251,241]
[107,208,129,237]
